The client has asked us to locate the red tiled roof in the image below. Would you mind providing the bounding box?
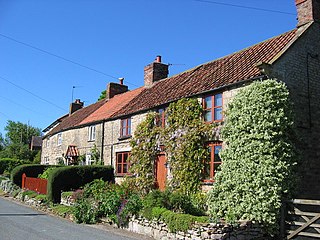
[79,87,144,125]
[47,100,106,136]
[115,29,297,117]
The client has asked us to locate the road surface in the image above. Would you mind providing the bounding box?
[0,196,152,240]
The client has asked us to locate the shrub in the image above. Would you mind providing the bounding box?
[207,80,298,234]
[0,158,30,174]
[11,164,56,187]
[72,179,142,225]
[73,197,98,224]
[47,165,114,203]
[38,167,57,179]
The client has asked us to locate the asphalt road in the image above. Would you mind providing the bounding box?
[0,196,152,240]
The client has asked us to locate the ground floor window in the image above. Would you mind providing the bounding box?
[203,142,222,182]
[116,152,130,175]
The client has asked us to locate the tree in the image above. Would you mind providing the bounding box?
[5,120,41,145]
[207,80,298,234]
[98,90,106,101]
[0,120,42,161]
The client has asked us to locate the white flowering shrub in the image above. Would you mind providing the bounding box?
[207,79,298,234]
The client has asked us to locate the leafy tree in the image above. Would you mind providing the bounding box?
[98,90,106,101]
[207,80,298,234]
[0,120,41,161]
[5,120,41,145]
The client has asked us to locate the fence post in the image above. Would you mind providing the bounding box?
[280,200,287,239]
[21,173,26,189]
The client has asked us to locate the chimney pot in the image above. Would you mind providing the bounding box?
[119,78,124,85]
[156,55,162,63]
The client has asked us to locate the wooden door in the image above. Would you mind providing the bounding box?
[155,154,167,191]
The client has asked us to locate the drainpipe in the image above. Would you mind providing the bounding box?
[101,121,105,164]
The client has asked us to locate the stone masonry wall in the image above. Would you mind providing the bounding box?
[271,23,320,199]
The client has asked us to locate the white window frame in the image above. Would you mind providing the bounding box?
[46,138,50,148]
[57,133,62,146]
[86,153,95,165]
[88,125,96,141]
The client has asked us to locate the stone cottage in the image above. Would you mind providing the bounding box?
[42,0,320,199]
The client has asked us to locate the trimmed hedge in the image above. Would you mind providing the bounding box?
[11,164,58,187]
[47,165,114,203]
[0,158,30,174]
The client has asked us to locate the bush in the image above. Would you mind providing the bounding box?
[72,179,142,225]
[11,164,57,187]
[0,158,30,174]
[47,165,114,203]
[207,80,298,234]
[73,198,98,224]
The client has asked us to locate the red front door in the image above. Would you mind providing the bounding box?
[155,154,167,191]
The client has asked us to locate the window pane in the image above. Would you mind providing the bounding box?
[123,164,128,173]
[123,153,128,162]
[204,110,212,122]
[204,96,212,109]
[117,154,122,163]
[122,128,127,136]
[117,164,122,173]
[214,107,222,121]
[214,145,222,162]
[213,163,221,173]
[214,94,222,107]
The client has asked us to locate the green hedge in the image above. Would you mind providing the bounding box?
[0,158,30,174]
[47,165,114,203]
[11,164,58,187]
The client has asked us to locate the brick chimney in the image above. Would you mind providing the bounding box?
[69,99,84,115]
[296,0,320,27]
[106,78,128,100]
[144,55,169,88]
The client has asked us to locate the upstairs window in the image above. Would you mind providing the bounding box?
[88,125,96,141]
[57,133,62,146]
[120,118,131,137]
[203,93,223,123]
[203,142,222,182]
[156,108,167,128]
[116,152,130,175]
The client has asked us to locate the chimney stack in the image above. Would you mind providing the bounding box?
[69,99,84,115]
[296,0,320,27]
[106,80,128,100]
[144,55,169,88]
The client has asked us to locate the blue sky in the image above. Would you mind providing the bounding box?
[0,0,297,135]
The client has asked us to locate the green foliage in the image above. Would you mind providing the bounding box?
[129,98,212,196]
[207,80,298,234]
[98,90,106,101]
[10,164,54,187]
[73,179,142,225]
[47,165,114,203]
[33,151,41,164]
[21,190,38,199]
[163,98,212,195]
[0,120,41,162]
[0,158,30,174]
[73,197,99,224]
[51,204,74,217]
[129,112,160,195]
[38,167,57,179]
[146,208,209,233]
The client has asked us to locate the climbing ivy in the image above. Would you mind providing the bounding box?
[129,98,213,196]
[128,113,160,195]
[207,79,298,234]
[163,98,212,195]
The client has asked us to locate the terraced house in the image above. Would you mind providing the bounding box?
[42,0,320,199]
